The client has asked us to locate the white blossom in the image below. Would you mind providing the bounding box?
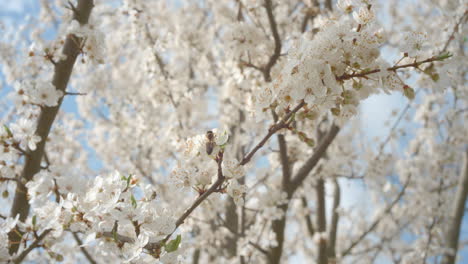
[227,180,247,206]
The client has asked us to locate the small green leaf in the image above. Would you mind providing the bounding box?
[165,234,182,253]
[2,190,8,198]
[305,111,318,120]
[32,215,37,228]
[126,174,132,188]
[305,138,315,147]
[352,80,363,90]
[430,73,440,82]
[112,225,118,241]
[3,125,12,137]
[55,254,64,261]
[290,113,296,122]
[437,52,452,60]
[131,195,137,208]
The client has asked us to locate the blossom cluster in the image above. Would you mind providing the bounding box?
[253,2,420,122]
[171,129,247,205]
[14,79,63,107]
[67,20,105,65]
[18,171,183,263]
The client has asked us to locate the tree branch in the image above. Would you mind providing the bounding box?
[239,101,305,166]
[335,54,451,81]
[441,149,468,264]
[301,196,315,237]
[441,11,468,52]
[173,152,225,230]
[341,177,411,257]
[327,179,340,260]
[290,124,340,192]
[263,0,282,82]
[8,0,94,255]
[316,177,328,264]
[271,110,292,188]
[249,241,270,256]
[13,229,52,264]
[72,232,97,264]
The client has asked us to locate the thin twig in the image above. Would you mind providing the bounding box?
[290,124,340,191]
[341,176,411,256]
[13,229,52,264]
[441,11,468,52]
[248,241,270,256]
[240,101,305,166]
[0,177,19,182]
[72,232,98,264]
[336,54,450,81]
[65,92,87,96]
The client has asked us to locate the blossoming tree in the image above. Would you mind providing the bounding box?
[0,0,467,263]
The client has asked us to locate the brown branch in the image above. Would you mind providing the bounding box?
[301,196,315,237]
[441,11,468,52]
[144,24,169,79]
[13,229,52,264]
[97,101,305,253]
[72,232,97,264]
[8,0,95,255]
[129,152,226,252]
[327,179,341,260]
[249,241,270,256]
[268,203,289,264]
[65,92,87,96]
[325,0,333,11]
[271,110,292,188]
[442,149,468,264]
[0,177,18,182]
[192,249,201,264]
[263,0,282,82]
[300,13,311,33]
[316,178,328,264]
[240,101,305,166]
[336,54,450,81]
[290,124,340,192]
[174,153,224,229]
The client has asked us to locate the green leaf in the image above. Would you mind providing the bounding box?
[352,80,363,90]
[126,174,132,188]
[32,215,37,228]
[131,194,137,208]
[165,234,182,253]
[112,223,118,241]
[437,52,452,60]
[305,138,315,147]
[290,113,296,122]
[3,125,12,137]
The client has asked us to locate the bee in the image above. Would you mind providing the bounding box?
[205,130,215,155]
